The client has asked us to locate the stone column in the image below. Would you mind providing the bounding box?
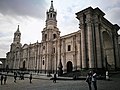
[87,22,94,68]
[27,48,29,69]
[73,36,77,70]
[47,41,52,73]
[13,52,16,69]
[62,39,66,72]
[113,25,120,68]
[77,34,82,70]
[95,23,102,68]
[18,51,21,69]
[57,39,61,68]
[80,24,87,69]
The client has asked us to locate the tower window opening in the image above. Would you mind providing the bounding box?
[43,46,45,49]
[43,60,44,65]
[68,45,71,51]
[53,48,55,53]
[50,13,52,18]
[47,14,49,19]
[45,34,47,41]
[53,14,55,18]
[53,34,56,39]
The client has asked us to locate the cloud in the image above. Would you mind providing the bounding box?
[0,0,120,58]
[0,0,48,19]
[106,7,120,24]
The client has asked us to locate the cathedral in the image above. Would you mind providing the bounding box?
[6,1,120,74]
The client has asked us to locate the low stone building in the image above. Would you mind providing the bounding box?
[6,1,120,74]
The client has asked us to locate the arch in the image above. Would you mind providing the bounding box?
[102,31,115,69]
[67,61,73,72]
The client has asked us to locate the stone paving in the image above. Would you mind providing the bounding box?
[0,73,120,90]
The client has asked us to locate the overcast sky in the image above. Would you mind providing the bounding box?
[0,0,120,58]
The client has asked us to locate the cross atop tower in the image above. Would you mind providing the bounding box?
[49,0,54,11]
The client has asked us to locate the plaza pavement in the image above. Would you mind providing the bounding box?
[0,72,120,90]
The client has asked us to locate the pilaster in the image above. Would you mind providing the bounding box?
[87,21,94,68]
[80,24,87,69]
[95,23,102,68]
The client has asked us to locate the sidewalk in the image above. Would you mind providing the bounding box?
[0,72,81,80]
[1,72,106,80]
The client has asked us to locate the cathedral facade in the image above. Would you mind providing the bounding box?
[6,1,120,73]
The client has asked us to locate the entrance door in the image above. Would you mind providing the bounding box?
[67,61,73,72]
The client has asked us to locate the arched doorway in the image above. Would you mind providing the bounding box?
[102,31,115,69]
[67,61,73,72]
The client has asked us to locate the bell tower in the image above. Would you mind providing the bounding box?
[42,0,60,42]
[10,25,22,51]
[41,0,60,74]
[46,0,57,28]
[13,25,21,44]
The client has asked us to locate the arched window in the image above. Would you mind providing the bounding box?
[43,60,44,65]
[48,14,49,19]
[53,14,55,18]
[43,46,45,49]
[45,34,47,41]
[53,48,55,53]
[68,45,71,51]
[53,34,56,39]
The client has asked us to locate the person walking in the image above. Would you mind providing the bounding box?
[1,74,4,85]
[53,73,57,83]
[14,72,17,83]
[86,72,92,90]
[92,71,97,90]
[29,74,32,83]
[4,75,7,84]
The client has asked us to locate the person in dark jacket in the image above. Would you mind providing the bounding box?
[14,72,17,83]
[53,73,57,83]
[86,72,92,90]
[4,75,7,84]
[29,74,32,83]
[1,74,4,85]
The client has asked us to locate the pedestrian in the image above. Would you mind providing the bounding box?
[86,72,92,90]
[14,72,17,83]
[29,74,32,83]
[4,75,7,84]
[1,74,4,85]
[73,74,77,80]
[106,71,110,80]
[92,71,97,90]
[53,73,57,83]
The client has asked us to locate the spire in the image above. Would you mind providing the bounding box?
[49,0,54,11]
[13,25,21,44]
[17,25,19,32]
[15,25,20,34]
